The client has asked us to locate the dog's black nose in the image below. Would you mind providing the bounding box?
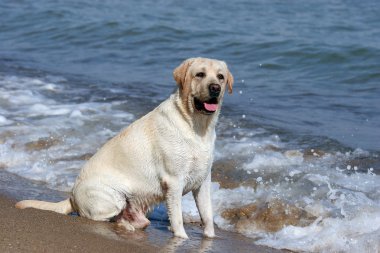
[209,83,221,97]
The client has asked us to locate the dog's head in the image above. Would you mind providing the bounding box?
[173,57,234,115]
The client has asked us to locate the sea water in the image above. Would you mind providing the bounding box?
[1,0,380,252]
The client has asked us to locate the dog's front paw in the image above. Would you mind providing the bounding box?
[168,226,189,239]
[174,231,189,239]
[203,226,215,238]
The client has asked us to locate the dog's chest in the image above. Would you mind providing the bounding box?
[181,139,214,191]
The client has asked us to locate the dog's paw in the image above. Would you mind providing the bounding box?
[168,226,188,239]
[117,219,135,231]
[174,231,189,239]
[203,227,215,238]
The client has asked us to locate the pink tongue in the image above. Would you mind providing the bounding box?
[204,103,218,112]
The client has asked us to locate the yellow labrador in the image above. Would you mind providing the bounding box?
[16,57,234,239]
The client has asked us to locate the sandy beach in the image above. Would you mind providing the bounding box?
[0,191,284,253]
[0,194,157,253]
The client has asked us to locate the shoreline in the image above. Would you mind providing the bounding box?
[0,192,284,253]
[0,194,157,253]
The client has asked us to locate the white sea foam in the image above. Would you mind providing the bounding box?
[0,74,134,191]
[182,129,380,252]
[256,212,380,253]
[0,115,13,126]
[181,172,380,252]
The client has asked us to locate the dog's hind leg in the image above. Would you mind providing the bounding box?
[72,183,126,222]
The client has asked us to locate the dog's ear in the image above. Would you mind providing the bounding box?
[227,71,234,94]
[173,58,195,89]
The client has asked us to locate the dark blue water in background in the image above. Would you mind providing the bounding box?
[1,0,379,151]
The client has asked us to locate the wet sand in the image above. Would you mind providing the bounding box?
[0,192,285,253]
[0,195,157,253]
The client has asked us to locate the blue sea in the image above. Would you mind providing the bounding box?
[0,1,379,252]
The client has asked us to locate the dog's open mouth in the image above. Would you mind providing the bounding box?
[194,97,219,114]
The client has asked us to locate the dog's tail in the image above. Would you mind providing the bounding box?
[15,198,73,215]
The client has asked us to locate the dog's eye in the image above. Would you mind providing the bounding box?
[217,74,224,80]
[196,72,205,78]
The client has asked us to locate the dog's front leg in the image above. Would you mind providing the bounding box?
[165,178,188,239]
[192,173,215,238]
